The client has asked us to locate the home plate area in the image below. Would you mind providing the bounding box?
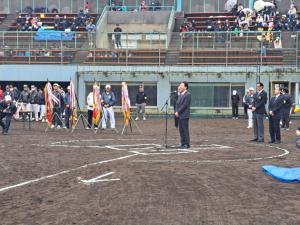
[48,139,288,162]
[105,143,232,155]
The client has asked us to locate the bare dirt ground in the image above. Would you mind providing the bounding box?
[0,117,300,225]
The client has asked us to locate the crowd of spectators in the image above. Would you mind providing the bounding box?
[181,1,300,34]
[15,2,96,32]
[179,1,300,50]
[232,2,300,32]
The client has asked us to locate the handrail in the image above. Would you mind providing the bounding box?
[107,32,168,35]
[107,6,175,11]
[168,7,175,31]
[167,6,176,48]
[96,5,107,28]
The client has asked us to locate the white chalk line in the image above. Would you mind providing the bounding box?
[0,153,138,193]
[130,145,290,164]
[78,172,120,184]
[31,143,233,156]
[51,138,157,145]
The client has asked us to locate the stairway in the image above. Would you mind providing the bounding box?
[168,32,182,50]
[166,32,182,65]
[165,49,179,65]
[0,14,16,31]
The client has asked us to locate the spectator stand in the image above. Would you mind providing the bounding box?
[85,48,166,65]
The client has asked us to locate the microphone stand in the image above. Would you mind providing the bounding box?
[160,93,173,148]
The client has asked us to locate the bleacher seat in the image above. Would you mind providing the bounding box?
[0,49,74,64]
[177,49,283,65]
[84,49,166,65]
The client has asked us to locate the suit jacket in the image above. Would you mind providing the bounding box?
[269,95,283,120]
[175,91,191,119]
[253,90,268,114]
[282,93,292,111]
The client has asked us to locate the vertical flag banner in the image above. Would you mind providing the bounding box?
[121,82,131,126]
[44,82,60,127]
[69,80,77,128]
[92,82,102,125]
[44,82,53,126]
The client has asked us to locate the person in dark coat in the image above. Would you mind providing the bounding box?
[51,83,64,129]
[175,82,191,149]
[114,24,122,48]
[0,95,17,134]
[64,86,71,129]
[37,88,46,122]
[251,82,268,143]
[231,90,240,119]
[281,87,292,130]
[268,86,283,144]
[135,85,147,121]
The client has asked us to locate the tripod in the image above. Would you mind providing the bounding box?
[121,114,142,135]
[45,111,65,132]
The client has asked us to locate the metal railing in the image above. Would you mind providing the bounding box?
[179,31,283,50]
[0,31,300,67]
[0,0,294,13]
[0,0,176,14]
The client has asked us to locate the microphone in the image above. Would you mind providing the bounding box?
[169,91,178,94]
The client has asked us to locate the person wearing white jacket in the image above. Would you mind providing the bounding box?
[245,87,255,129]
[86,91,96,129]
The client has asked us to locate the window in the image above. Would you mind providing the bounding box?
[171,83,245,107]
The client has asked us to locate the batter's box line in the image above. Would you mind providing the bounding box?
[105,143,162,151]
[50,138,157,145]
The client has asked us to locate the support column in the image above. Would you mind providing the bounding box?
[157,74,171,110]
[177,0,182,12]
[295,83,299,105]
[249,0,254,9]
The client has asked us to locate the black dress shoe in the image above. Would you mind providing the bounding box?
[274,140,281,144]
[180,145,189,149]
[257,139,264,143]
[268,140,275,144]
[250,139,258,142]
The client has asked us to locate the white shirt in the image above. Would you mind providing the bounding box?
[180,90,187,96]
[87,92,94,110]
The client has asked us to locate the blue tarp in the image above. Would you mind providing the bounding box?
[262,165,300,183]
[34,29,75,41]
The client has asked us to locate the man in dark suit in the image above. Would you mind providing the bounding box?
[251,82,268,142]
[281,87,292,130]
[268,86,283,144]
[0,95,17,135]
[175,82,191,149]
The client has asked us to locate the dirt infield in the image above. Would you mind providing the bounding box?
[0,118,300,225]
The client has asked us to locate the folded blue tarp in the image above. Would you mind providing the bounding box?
[262,165,300,183]
[34,29,75,41]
